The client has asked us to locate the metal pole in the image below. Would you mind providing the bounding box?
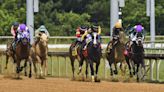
[26,0,34,44]
[146,0,150,16]
[150,0,155,47]
[110,0,119,39]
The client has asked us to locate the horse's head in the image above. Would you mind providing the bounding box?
[20,31,30,45]
[92,32,99,48]
[38,33,48,46]
[136,32,144,46]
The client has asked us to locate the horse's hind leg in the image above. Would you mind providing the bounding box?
[70,58,75,79]
[5,55,9,69]
[29,61,32,78]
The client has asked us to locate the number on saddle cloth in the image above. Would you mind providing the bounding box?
[72,42,80,56]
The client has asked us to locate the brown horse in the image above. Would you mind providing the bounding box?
[106,30,127,78]
[15,31,32,79]
[29,33,48,78]
[69,41,86,79]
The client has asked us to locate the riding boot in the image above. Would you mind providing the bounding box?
[83,40,89,50]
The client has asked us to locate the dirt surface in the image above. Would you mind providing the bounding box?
[0,75,163,92]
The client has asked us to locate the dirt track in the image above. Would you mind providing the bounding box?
[0,75,163,92]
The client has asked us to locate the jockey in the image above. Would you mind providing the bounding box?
[17,24,30,42]
[81,24,101,50]
[107,21,124,52]
[11,22,19,50]
[74,25,88,46]
[11,22,19,40]
[128,24,145,49]
[35,25,50,45]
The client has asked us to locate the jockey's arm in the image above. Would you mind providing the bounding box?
[10,26,16,37]
[98,26,101,35]
[81,31,88,41]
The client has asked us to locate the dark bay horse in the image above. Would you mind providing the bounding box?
[29,33,48,78]
[15,31,31,78]
[69,41,86,79]
[85,32,101,82]
[106,30,127,78]
[125,32,145,82]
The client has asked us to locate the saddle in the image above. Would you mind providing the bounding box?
[71,42,81,56]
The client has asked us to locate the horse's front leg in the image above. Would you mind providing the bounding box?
[16,60,21,79]
[36,56,43,77]
[114,62,118,75]
[28,59,32,78]
[24,61,27,76]
[85,60,88,79]
[89,60,94,82]
[43,59,48,76]
[77,58,84,75]
[136,64,140,82]
[5,55,9,69]
[125,57,133,77]
[95,60,100,81]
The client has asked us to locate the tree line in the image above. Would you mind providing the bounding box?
[0,0,163,36]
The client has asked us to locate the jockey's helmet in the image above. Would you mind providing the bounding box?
[91,25,99,32]
[135,25,143,33]
[20,24,26,31]
[115,21,122,28]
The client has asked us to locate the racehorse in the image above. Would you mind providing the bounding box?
[5,42,16,69]
[15,31,31,79]
[69,41,86,79]
[125,32,145,82]
[106,30,127,78]
[84,32,101,82]
[5,40,29,77]
[29,33,48,78]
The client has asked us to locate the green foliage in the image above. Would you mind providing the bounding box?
[0,0,26,35]
[0,0,163,36]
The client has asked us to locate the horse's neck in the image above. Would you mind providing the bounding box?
[37,42,47,54]
[132,44,143,53]
[119,31,126,44]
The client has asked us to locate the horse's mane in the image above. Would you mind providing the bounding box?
[119,31,126,44]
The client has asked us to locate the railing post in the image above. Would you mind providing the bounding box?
[58,56,60,77]
[65,57,68,77]
[150,59,153,81]
[156,60,161,81]
[51,55,53,76]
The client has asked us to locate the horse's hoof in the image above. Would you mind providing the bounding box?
[91,76,95,82]
[25,73,27,76]
[114,70,118,75]
[29,74,32,78]
[95,77,101,82]
[137,78,139,82]
[71,77,75,81]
